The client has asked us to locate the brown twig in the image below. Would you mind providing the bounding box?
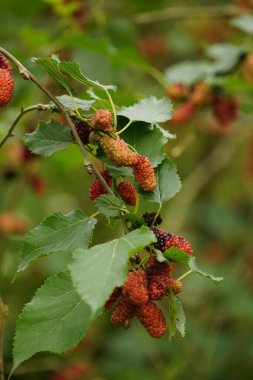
[134,5,248,24]
[0,104,50,149]
[0,298,8,380]
[0,46,113,195]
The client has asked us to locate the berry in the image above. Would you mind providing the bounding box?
[190,81,212,106]
[166,83,189,100]
[111,295,136,327]
[164,234,193,255]
[142,212,162,227]
[0,68,14,107]
[100,135,138,167]
[147,257,173,300]
[151,227,171,252]
[89,170,112,201]
[169,279,183,295]
[0,54,12,74]
[122,270,149,306]
[132,155,157,192]
[212,95,239,126]
[73,120,92,144]
[137,301,166,338]
[171,101,196,125]
[93,109,113,131]
[117,182,136,206]
[105,287,122,310]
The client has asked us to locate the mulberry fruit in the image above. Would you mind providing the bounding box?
[73,120,92,144]
[93,109,113,131]
[100,135,138,166]
[132,155,157,192]
[137,301,166,338]
[111,296,136,328]
[122,270,149,306]
[190,81,212,106]
[164,234,193,255]
[242,53,253,86]
[0,54,12,74]
[166,83,189,100]
[89,170,112,201]
[171,101,196,125]
[0,68,14,107]
[152,227,171,252]
[142,212,162,227]
[117,182,136,206]
[147,258,172,300]
[212,95,239,126]
[105,287,122,310]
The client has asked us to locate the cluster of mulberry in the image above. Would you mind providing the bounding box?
[106,269,166,338]
[105,225,192,338]
[168,80,239,128]
[0,54,14,108]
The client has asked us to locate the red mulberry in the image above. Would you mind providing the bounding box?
[171,101,196,125]
[105,287,122,310]
[0,54,12,74]
[89,170,112,201]
[212,95,239,126]
[137,301,166,338]
[0,68,14,107]
[122,270,149,306]
[93,109,113,131]
[111,296,136,328]
[117,182,136,206]
[132,155,157,192]
[100,135,138,166]
[147,258,172,300]
[164,234,193,255]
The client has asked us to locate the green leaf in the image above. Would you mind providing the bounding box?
[125,214,144,229]
[121,123,166,167]
[118,96,173,124]
[24,119,73,157]
[231,15,253,35]
[165,60,213,86]
[32,57,71,90]
[139,157,181,203]
[168,290,186,339]
[59,61,116,91]
[94,194,125,218]
[189,256,224,284]
[12,271,93,372]
[163,247,190,265]
[17,210,96,274]
[56,94,94,111]
[154,249,167,263]
[71,226,156,316]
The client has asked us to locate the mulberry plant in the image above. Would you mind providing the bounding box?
[0,47,224,377]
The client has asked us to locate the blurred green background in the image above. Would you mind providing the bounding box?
[1,0,253,379]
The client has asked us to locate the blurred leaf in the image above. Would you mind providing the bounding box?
[189,257,224,284]
[24,119,73,157]
[17,210,96,274]
[163,247,190,265]
[118,96,173,123]
[139,157,181,203]
[12,271,93,372]
[71,226,156,316]
[168,290,186,339]
[206,43,246,73]
[94,194,125,218]
[122,123,166,167]
[164,60,213,85]
[56,94,94,111]
[231,15,253,35]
